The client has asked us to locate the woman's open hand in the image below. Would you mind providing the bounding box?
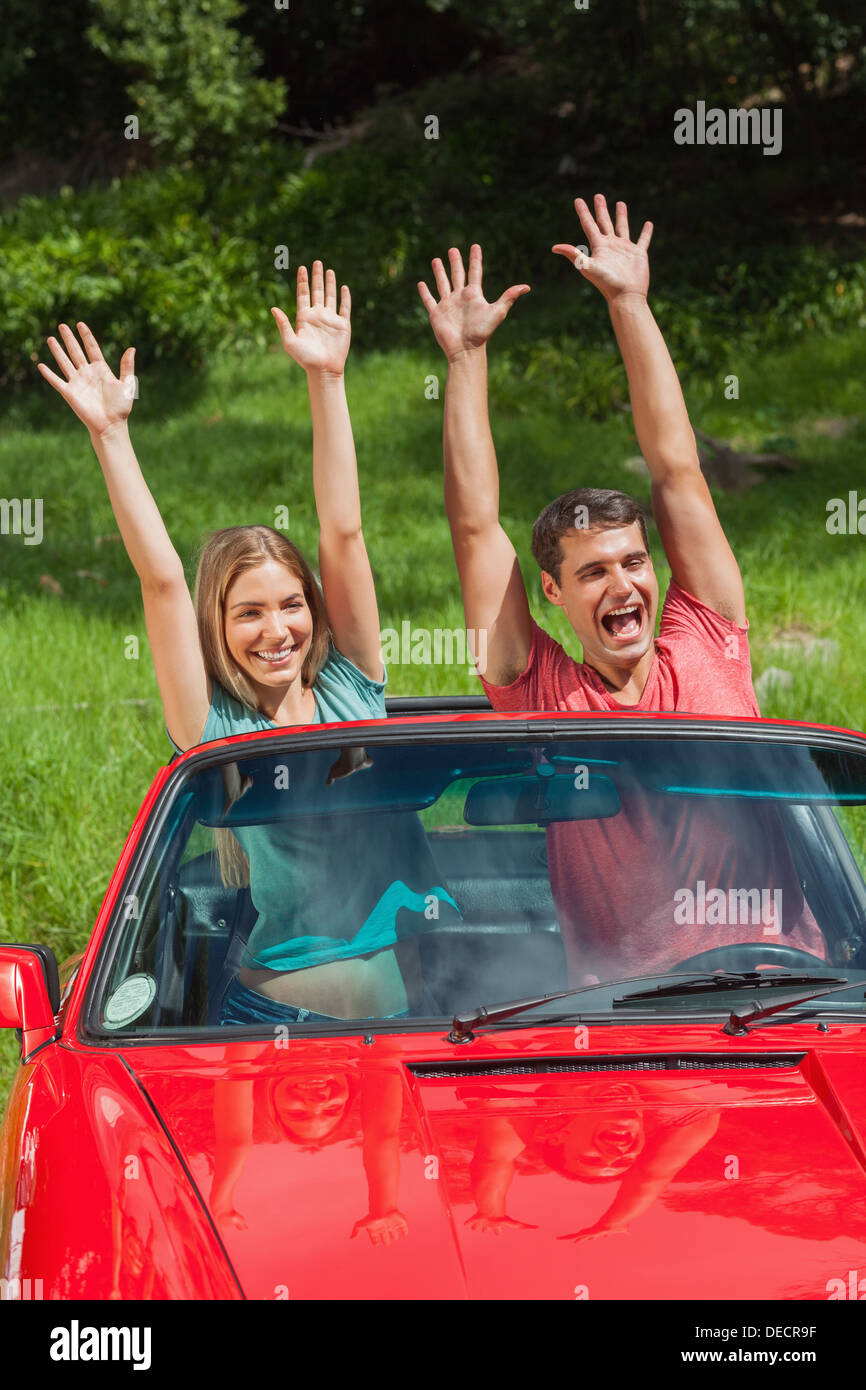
[272,262,351,376]
[37,322,136,438]
[553,194,652,304]
[418,244,530,361]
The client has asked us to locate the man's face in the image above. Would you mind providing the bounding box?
[541,523,658,671]
[557,1084,646,1178]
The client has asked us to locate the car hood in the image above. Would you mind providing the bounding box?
[128,1031,866,1300]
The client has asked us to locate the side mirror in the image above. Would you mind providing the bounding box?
[0,945,60,1061]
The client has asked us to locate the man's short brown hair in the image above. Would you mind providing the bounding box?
[531,488,649,584]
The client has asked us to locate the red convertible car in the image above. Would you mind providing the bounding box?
[2,700,866,1300]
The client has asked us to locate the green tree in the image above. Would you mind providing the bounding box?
[87,0,286,163]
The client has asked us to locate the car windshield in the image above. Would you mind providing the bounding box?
[90,731,866,1035]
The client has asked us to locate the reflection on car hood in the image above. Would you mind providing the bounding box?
[127,1032,866,1300]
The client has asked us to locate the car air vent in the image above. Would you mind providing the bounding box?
[409,1053,804,1079]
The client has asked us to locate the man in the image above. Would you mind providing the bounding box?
[417,193,755,714]
[418,195,825,980]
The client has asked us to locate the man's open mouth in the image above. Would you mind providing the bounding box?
[597,1126,640,1149]
[600,604,643,641]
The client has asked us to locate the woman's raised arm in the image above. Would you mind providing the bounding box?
[272,264,383,682]
[38,322,211,749]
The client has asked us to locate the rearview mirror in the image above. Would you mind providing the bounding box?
[463,771,621,825]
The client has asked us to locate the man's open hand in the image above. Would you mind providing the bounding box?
[464,1212,539,1235]
[557,1220,630,1244]
[350,1210,410,1246]
[272,261,351,376]
[418,245,529,361]
[553,194,652,303]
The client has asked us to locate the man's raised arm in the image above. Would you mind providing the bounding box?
[553,194,747,627]
[417,246,533,685]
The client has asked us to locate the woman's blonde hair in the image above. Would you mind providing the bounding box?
[192,525,331,888]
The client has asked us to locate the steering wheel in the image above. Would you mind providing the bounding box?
[671,943,830,974]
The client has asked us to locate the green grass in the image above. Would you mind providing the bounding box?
[1,329,865,1111]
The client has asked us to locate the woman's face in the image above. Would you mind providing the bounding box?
[273,1075,351,1141]
[224,559,314,689]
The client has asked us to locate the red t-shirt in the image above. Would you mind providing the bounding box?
[478,582,826,978]
[478,579,760,717]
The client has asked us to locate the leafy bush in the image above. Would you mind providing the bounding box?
[2,60,865,396]
[0,169,273,387]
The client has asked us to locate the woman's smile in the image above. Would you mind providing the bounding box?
[251,642,299,667]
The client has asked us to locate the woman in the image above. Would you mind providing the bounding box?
[39,263,454,1025]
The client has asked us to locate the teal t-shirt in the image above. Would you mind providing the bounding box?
[167,644,457,970]
[166,640,389,750]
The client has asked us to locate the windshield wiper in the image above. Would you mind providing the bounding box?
[722,979,856,1035]
[614,971,845,1003]
[447,970,753,1043]
[449,973,685,1043]
[448,970,856,1044]
[613,970,855,1036]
